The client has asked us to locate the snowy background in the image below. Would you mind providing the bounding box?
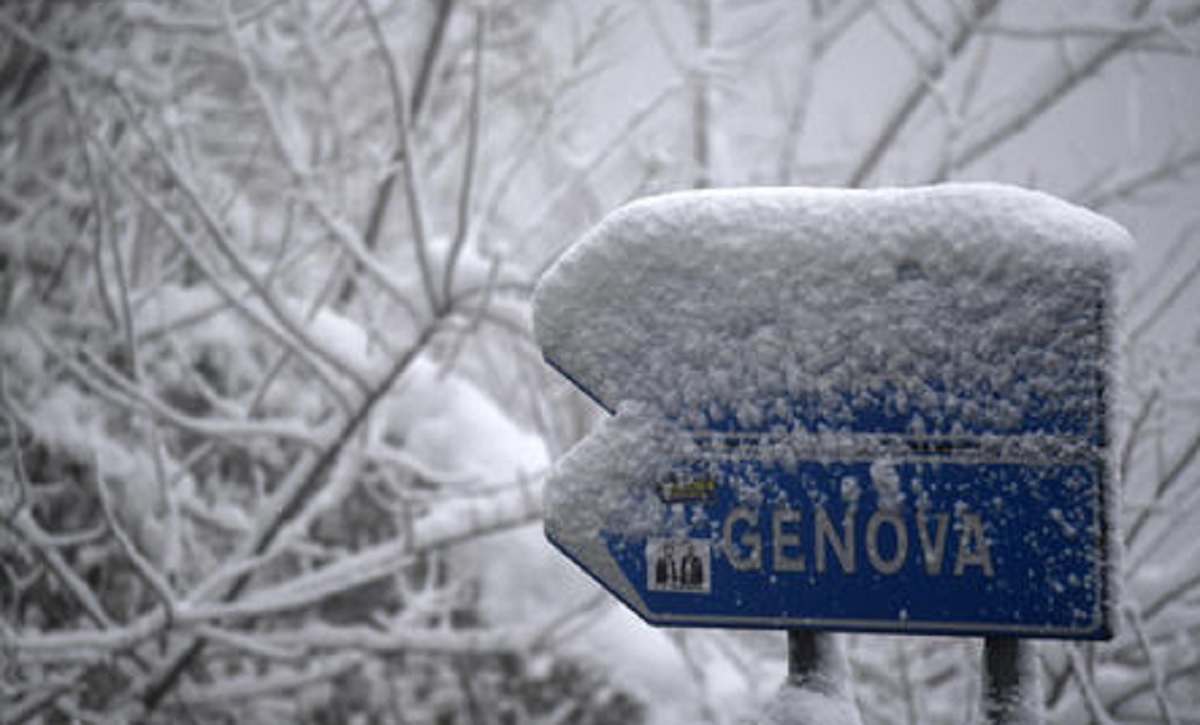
[1,1,1198,723]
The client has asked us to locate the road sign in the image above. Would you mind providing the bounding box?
[535,184,1130,639]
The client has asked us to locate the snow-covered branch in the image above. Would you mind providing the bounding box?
[945,4,1200,175]
[355,0,441,317]
[78,120,362,409]
[1080,145,1200,211]
[844,0,999,187]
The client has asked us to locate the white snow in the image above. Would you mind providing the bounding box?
[544,402,691,546]
[869,458,903,510]
[535,184,1131,438]
[759,683,864,725]
[381,355,548,487]
[380,354,553,627]
[759,633,864,725]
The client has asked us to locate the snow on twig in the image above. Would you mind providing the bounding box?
[59,86,119,333]
[78,122,360,410]
[845,0,998,187]
[1081,146,1200,211]
[1067,646,1119,725]
[220,0,310,179]
[442,7,487,307]
[91,455,178,629]
[7,509,115,631]
[134,317,452,712]
[1,398,31,519]
[8,477,542,662]
[303,197,424,324]
[1123,600,1181,724]
[125,0,283,34]
[209,621,527,656]
[475,5,634,255]
[981,16,1197,41]
[1124,421,1200,553]
[355,0,441,317]
[946,4,1200,176]
[108,84,377,396]
[190,624,306,662]
[18,322,326,449]
[524,80,686,273]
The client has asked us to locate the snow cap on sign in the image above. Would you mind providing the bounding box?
[533,183,1131,437]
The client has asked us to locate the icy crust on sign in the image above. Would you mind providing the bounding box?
[543,403,698,612]
[545,403,688,547]
[534,184,1132,439]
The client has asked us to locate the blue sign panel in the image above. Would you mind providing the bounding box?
[582,444,1107,637]
[535,186,1128,639]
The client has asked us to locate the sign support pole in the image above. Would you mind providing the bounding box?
[787,630,830,687]
[780,631,862,724]
[981,637,1043,724]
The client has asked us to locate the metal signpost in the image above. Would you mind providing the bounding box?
[534,185,1129,723]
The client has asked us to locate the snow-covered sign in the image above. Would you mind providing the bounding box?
[534,185,1130,639]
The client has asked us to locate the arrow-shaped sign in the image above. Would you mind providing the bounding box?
[534,184,1130,639]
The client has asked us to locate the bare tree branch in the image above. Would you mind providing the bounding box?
[845,0,999,187]
[355,0,441,316]
[692,0,713,189]
[91,458,177,630]
[1123,601,1181,724]
[442,7,487,304]
[134,315,445,713]
[1081,145,1200,210]
[338,0,455,305]
[946,4,1200,176]
[80,121,362,409]
[1124,421,1200,550]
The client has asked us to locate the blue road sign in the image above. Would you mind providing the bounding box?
[535,185,1129,639]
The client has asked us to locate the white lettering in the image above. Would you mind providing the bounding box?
[723,506,762,571]
[815,506,856,574]
[772,506,805,572]
[866,510,907,575]
[715,503,995,578]
[917,509,950,575]
[954,512,995,577]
